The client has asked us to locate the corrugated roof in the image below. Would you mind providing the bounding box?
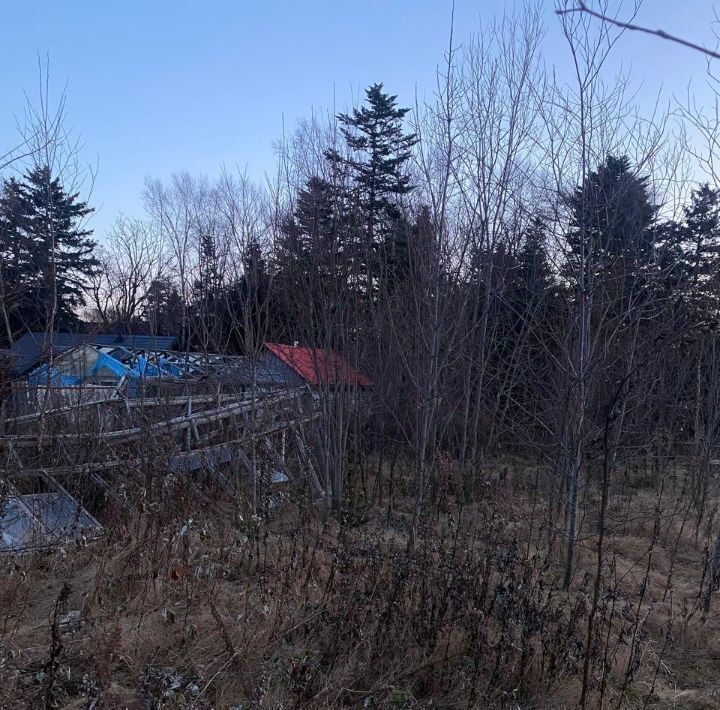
[265,343,372,387]
[9,332,178,376]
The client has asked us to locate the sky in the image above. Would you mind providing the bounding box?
[1,0,720,238]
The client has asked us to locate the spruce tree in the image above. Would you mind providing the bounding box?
[0,178,32,342]
[142,277,184,337]
[661,183,720,323]
[238,236,272,348]
[273,176,349,342]
[326,83,417,297]
[517,216,553,294]
[196,233,219,293]
[17,165,97,330]
[676,183,720,283]
[242,236,268,281]
[566,155,657,282]
[503,217,556,427]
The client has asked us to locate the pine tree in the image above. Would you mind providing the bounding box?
[566,155,657,282]
[0,178,33,342]
[142,277,184,337]
[273,176,350,342]
[661,183,720,322]
[326,83,417,297]
[17,165,97,330]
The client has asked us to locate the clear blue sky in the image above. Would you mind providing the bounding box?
[1,0,718,238]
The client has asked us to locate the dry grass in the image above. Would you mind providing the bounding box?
[2,458,720,708]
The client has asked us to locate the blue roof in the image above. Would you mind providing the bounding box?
[9,332,178,376]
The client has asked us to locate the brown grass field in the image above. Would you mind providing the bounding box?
[2,456,720,709]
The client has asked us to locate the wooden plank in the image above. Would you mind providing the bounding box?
[5,393,244,425]
[0,389,306,448]
[7,412,319,480]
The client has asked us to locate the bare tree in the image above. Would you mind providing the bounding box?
[88,217,165,329]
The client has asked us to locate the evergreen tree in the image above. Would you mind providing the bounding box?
[676,183,720,282]
[195,232,222,300]
[380,212,416,288]
[661,183,720,322]
[276,177,348,286]
[566,155,657,283]
[242,236,268,281]
[190,231,226,348]
[326,83,417,296]
[273,175,352,344]
[303,175,349,284]
[16,165,97,330]
[237,236,272,349]
[0,178,32,342]
[142,277,184,337]
[510,216,558,357]
[517,216,554,295]
[503,217,557,429]
[386,204,441,291]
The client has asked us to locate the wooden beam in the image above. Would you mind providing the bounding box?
[5,393,245,425]
[0,389,307,448]
[7,412,319,480]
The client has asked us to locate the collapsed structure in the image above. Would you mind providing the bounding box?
[0,335,371,553]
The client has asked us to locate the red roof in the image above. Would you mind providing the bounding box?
[265,343,373,388]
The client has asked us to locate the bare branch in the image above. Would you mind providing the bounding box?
[557,1,720,61]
